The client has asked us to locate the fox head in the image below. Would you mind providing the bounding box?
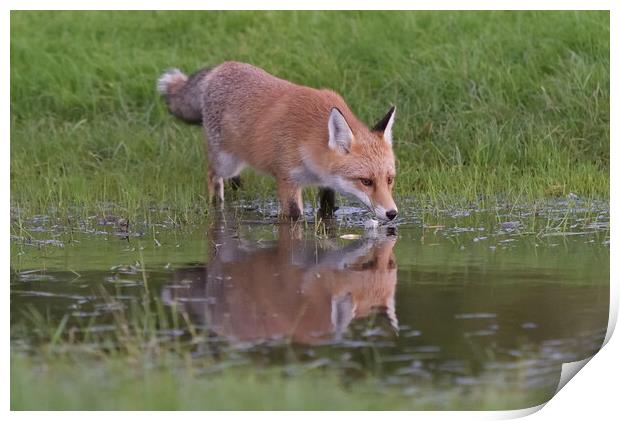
[324,106,398,221]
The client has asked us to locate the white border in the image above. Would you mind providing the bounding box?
[4,2,616,420]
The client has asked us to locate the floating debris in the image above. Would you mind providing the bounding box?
[455,313,497,319]
[11,236,65,248]
[499,221,521,231]
[541,231,600,237]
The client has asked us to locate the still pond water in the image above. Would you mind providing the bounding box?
[11,199,610,408]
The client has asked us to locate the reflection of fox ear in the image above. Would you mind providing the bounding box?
[331,292,355,338]
[386,296,399,335]
[161,286,186,313]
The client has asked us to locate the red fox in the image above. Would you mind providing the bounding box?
[157,61,398,221]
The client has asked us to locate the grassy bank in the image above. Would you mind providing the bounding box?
[11,352,550,410]
[10,11,609,219]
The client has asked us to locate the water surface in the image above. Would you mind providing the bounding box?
[10,200,609,408]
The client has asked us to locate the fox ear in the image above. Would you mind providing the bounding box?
[331,292,355,339]
[373,106,396,145]
[386,296,399,334]
[328,108,354,154]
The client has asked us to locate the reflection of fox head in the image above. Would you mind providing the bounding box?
[303,236,398,338]
[163,225,398,345]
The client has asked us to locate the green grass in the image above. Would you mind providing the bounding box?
[10,11,609,220]
[10,353,549,410]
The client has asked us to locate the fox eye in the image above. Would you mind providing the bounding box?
[387,176,394,185]
[360,178,373,187]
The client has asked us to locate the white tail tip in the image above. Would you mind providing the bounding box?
[157,68,187,95]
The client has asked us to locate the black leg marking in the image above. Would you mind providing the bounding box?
[229,176,242,190]
[288,200,302,220]
[319,188,337,218]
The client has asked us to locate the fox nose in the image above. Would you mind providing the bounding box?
[385,209,398,220]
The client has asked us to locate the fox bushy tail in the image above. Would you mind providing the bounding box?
[157,67,211,125]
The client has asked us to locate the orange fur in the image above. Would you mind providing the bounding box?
[159,62,398,220]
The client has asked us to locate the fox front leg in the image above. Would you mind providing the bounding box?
[229,176,242,190]
[277,181,303,220]
[318,188,337,218]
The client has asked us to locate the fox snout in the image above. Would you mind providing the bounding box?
[323,107,399,222]
[367,177,398,221]
[373,203,398,221]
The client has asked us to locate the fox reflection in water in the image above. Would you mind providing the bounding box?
[163,221,398,345]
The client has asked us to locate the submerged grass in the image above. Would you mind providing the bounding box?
[10,11,609,219]
[11,285,552,411]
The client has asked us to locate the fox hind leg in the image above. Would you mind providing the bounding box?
[207,168,225,203]
[204,122,245,203]
[207,149,246,204]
